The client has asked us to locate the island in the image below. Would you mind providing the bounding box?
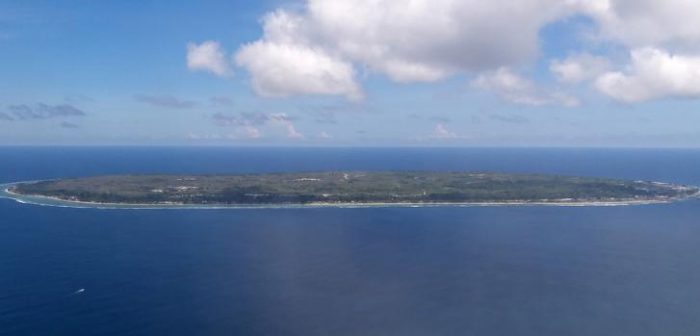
[4,172,698,208]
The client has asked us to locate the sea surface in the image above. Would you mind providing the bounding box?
[2,147,700,335]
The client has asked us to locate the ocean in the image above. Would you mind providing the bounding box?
[2,147,700,335]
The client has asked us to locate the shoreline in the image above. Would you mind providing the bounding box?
[3,182,695,210]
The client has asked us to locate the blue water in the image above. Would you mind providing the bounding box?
[2,147,700,335]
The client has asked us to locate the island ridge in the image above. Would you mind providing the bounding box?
[7,172,699,207]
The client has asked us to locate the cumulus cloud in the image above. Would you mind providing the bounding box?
[574,0,700,49]
[472,68,579,106]
[270,113,304,138]
[430,123,458,139]
[134,95,197,109]
[213,112,304,139]
[308,1,569,79]
[221,0,700,103]
[565,0,700,102]
[416,123,475,142]
[187,41,232,77]
[212,112,270,139]
[550,53,610,83]
[416,123,466,141]
[595,48,700,102]
[4,103,86,120]
[285,124,304,139]
[212,112,269,126]
[233,0,574,99]
[233,10,363,100]
[235,40,362,100]
[238,126,262,139]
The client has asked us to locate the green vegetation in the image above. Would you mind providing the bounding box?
[10,172,699,205]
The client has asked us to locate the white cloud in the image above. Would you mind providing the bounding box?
[187,132,223,140]
[233,0,573,99]
[212,112,305,139]
[317,131,332,139]
[285,124,304,139]
[595,48,700,102]
[417,123,470,141]
[187,41,232,77]
[269,113,305,139]
[574,0,700,49]
[431,123,458,139]
[235,41,362,101]
[569,1,700,102]
[305,0,569,80]
[240,126,262,139]
[135,94,196,109]
[550,54,610,83]
[473,68,579,106]
[226,0,700,103]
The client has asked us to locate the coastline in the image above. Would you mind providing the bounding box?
[3,182,696,210]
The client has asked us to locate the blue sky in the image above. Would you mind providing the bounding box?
[1,0,700,147]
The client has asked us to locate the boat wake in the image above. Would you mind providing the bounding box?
[0,288,86,316]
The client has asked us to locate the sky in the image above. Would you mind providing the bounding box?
[1,0,700,147]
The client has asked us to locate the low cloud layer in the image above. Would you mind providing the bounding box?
[472,68,578,107]
[134,95,197,109]
[212,112,304,139]
[212,112,274,127]
[60,121,80,129]
[430,123,458,139]
[489,114,530,124]
[2,103,86,121]
[209,96,233,106]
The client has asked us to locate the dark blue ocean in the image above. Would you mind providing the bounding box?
[2,147,700,336]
